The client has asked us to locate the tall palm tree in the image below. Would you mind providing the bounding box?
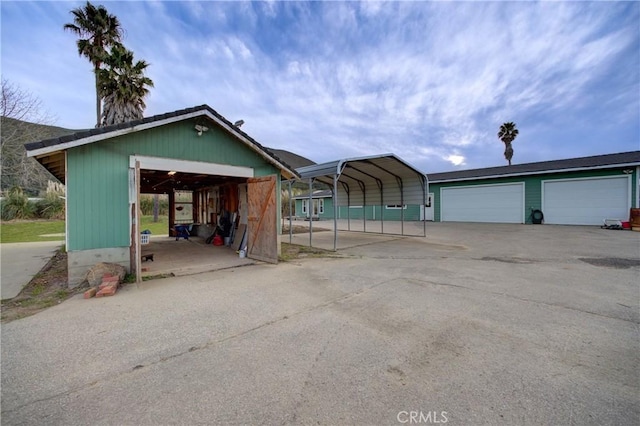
[64,1,122,127]
[498,122,519,165]
[98,43,154,126]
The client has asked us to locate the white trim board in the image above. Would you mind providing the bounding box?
[129,155,254,178]
[27,108,297,179]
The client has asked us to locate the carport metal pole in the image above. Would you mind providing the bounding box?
[288,180,293,244]
[333,174,338,251]
[399,178,405,236]
[380,184,384,235]
[423,176,427,237]
[309,178,313,247]
[363,185,367,233]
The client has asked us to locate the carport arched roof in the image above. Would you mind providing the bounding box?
[290,154,429,249]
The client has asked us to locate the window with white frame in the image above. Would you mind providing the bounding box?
[318,199,324,214]
[302,199,308,214]
[385,204,407,209]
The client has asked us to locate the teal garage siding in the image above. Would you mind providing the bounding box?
[67,120,279,251]
[430,168,634,224]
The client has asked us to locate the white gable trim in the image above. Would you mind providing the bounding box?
[26,108,296,179]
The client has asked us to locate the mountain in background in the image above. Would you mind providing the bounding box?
[1,117,80,195]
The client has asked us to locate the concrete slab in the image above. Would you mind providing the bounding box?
[287,229,404,251]
[0,241,62,300]
[141,236,255,278]
[1,223,638,424]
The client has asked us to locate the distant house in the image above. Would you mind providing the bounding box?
[293,190,428,221]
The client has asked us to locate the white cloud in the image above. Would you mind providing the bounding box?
[1,1,637,172]
[446,155,466,167]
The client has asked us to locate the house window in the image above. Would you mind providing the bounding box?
[385,204,407,209]
[302,199,323,216]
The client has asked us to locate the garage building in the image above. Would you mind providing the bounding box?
[428,151,640,225]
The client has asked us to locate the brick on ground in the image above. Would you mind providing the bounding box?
[83,287,98,299]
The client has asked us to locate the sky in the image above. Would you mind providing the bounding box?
[1,1,639,173]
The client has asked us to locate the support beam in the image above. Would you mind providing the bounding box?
[308,178,313,247]
[288,180,293,244]
[333,174,338,251]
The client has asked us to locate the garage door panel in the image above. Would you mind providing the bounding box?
[441,183,524,223]
[543,177,629,225]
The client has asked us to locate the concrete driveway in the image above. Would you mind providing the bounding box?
[1,224,638,425]
[1,241,63,300]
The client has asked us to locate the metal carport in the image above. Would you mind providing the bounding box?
[286,154,429,250]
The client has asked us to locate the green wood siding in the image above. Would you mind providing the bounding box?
[430,168,634,223]
[67,121,279,251]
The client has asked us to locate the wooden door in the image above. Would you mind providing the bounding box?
[247,175,278,263]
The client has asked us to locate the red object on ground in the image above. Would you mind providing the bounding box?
[621,221,631,229]
[213,235,224,246]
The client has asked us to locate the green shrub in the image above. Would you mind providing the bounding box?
[140,194,169,216]
[36,181,65,219]
[1,186,35,220]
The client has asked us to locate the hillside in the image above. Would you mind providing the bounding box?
[1,117,81,195]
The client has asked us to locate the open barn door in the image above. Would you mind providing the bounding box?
[247,175,278,263]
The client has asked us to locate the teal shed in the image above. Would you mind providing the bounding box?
[26,105,298,286]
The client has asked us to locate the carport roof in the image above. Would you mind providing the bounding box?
[24,104,299,181]
[296,153,428,205]
[428,150,640,183]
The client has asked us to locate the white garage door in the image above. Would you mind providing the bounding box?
[542,176,630,225]
[441,183,524,223]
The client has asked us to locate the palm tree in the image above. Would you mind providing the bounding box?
[98,43,154,126]
[498,122,519,165]
[64,1,122,127]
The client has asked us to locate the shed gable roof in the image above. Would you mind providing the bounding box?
[427,151,640,182]
[24,104,299,180]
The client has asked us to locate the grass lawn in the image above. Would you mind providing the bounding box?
[1,216,169,244]
[140,215,169,236]
[0,220,65,244]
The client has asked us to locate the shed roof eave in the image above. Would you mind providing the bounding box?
[25,105,299,180]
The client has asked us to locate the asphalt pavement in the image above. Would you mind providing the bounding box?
[0,241,62,300]
[1,224,638,425]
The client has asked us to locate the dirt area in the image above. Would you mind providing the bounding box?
[0,249,84,323]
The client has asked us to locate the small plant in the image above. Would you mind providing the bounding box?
[31,284,46,296]
[36,181,65,219]
[55,289,69,299]
[123,274,137,284]
[1,186,35,220]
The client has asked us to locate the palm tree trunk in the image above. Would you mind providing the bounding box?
[94,65,101,127]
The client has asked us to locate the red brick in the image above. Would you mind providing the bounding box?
[83,287,98,299]
[96,285,117,297]
[102,276,119,283]
[99,281,118,290]
[103,273,113,279]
